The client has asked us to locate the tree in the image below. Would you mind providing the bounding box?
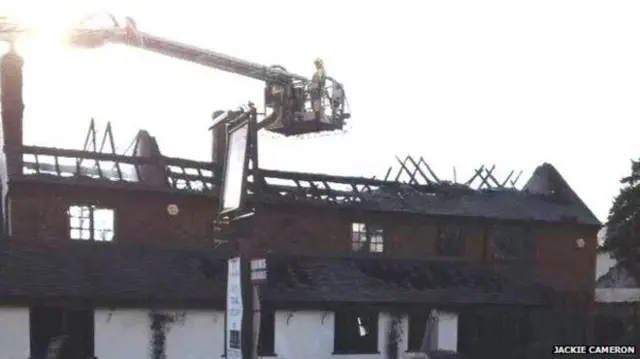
[602,159,640,279]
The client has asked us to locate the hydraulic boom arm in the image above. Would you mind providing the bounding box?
[1,13,349,136]
[70,17,316,85]
[68,15,349,136]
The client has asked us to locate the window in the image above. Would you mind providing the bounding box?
[68,205,115,241]
[436,226,466,256]
[489,225,534,262]
[407,311,430,352]
[30,306,94,359]
[257,309,275,356]
[351,223,384,253]
[488,225,535,279]
[334,310,378,354]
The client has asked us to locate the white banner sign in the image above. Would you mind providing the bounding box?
[226,257,243,359]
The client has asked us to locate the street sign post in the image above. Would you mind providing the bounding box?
[250,258,267,284]
[249,257,267,359]
[226,257,243,359]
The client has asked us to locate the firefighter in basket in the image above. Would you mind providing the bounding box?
[310,58,326,115]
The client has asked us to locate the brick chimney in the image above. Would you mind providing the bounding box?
[1,45,24,177]
[133,130,167,187]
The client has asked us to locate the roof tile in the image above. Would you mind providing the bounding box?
[0,239,547,306]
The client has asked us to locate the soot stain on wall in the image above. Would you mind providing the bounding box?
[386,312,404,359]
[149,311,187,359]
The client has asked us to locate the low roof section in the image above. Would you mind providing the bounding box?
[0,237,227,308]
[262,255,547,309]
[0,238,547,309]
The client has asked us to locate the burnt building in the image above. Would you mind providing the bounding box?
[0,49,601,359]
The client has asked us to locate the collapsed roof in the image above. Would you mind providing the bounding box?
[18,140,601,226]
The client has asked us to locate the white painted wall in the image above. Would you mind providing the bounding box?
[595,250,640,303]
[0,307,30,359]
[436,312,458,352]
[95,309,151,359]
[95,309,225,359]
[271,310,458,359]
[166,310,225,359]
[595,288,640,303]
[596,252,617,281]
[0,307,457,359]
[272,311,406,359]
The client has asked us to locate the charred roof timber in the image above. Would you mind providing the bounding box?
[21,145,217,193]
[12,121,601,226]
[383,155,523,190]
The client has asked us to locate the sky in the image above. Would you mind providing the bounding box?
[2,0,640,223]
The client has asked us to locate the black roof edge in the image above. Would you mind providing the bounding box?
[259,200,603,228]
[263,252,472,263]
[0,296,544,312]
[262,297,547,311]
[0,296,225,310]
[9,176,216,198]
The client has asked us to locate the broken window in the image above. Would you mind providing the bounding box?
[489,225,534,262]
[489,225,536,279]
[334,309,379,354]
[436,225,466,256]
[351,223,384,253]
[30,306,94,359]
[407,311,430,352]
[68,205,115,241]
[257,309,276,356]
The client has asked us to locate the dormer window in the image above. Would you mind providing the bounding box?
[68,205,115,242]
[351,223,384,253]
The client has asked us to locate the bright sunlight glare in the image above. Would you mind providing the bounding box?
[1,0,144,149]
[14,29,73,58]
[1,1,109,55]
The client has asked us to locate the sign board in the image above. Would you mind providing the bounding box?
[226,257,243,359]
[250,258,267,284]
[220,119,250,215]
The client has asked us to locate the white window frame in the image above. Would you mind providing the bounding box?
[351,222,384,253]
[68,205,115,242]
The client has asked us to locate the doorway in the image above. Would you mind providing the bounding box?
[29,306,94,359]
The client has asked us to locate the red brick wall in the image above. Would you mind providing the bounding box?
[9,182,218,248]
[9,182,598,294]
[249,203,349,256]
[535,225,598,293]
[251,205,487,263]
[252,204,598,293]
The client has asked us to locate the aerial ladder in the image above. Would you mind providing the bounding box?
[63,14,350,137]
